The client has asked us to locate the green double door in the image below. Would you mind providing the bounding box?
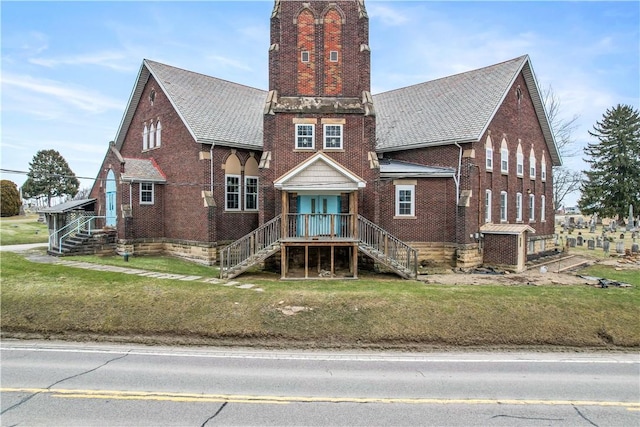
[297,195,341,236]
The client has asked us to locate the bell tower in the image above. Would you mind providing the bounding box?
[261,0,377,225]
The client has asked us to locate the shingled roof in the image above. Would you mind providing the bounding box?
[373,55,561,166]
[121,158,167,183]
[115,60,266,150]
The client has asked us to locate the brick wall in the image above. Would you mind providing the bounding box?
[483,234,519,266]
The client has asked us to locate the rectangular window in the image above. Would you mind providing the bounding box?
[485,189,492,222]
[245,177,258,211]
[500,191,507,222]
[225,175,240,211]
[329,51,339,62]
[541,195,546,222]
[140,182,154,205]
[529,194,535,221]
[501,149,509,173]
[395,184,415,217]
[323,124,343,149]
[296,124,315,149]
[301,51,310,63]
[486,148,493,170]
[516,192,523,222]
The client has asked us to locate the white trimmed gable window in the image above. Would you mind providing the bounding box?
[541,157,547,181]
[516,192,523,222]
[296,124,315,149]
[485,189,492,222]
[500,191,507,222]
[541,195,546,222]
[395,184,415,217]
[156,120,162,147]
[529,148,536,179]
[529,194,535,221]
[500,138,509,173]
[149,122,156,149]
[323,124,343,149]
[516,142,524,176]
[143,124,149,150]
[140,182,154,205]
[485,136,493,170]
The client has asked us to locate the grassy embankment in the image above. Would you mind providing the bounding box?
[0,215,48,246]
[2,251,638,349]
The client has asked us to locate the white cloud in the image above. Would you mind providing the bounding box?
[29,51,135,72]
[1,74,123,114]
[206,55,253,72]
[367,3,410,26]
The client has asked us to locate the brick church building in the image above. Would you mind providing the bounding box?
[90,0,560,279]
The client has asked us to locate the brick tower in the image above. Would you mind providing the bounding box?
[261,0,377,225]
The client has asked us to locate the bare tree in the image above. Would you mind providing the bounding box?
[542,85,582,210]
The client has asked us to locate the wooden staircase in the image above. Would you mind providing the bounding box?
[220,214,418,280]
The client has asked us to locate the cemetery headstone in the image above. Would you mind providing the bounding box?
[587,239,595,250]
[603,239,610,255]
[596,236,603,248]
[577,235,584,246]
[616,241,624,254]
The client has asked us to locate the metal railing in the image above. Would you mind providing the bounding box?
[49,215,105,253]
[220,215,281,278]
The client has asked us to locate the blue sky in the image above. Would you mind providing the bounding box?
[2,0,639,207]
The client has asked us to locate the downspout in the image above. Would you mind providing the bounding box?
[453,142,463,203]
[210,143,215,193]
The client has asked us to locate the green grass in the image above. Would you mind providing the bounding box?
[0,215,48,245]
[2,251,639,349]
[70,254,219,277]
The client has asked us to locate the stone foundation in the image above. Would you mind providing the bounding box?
[117,239,218,265]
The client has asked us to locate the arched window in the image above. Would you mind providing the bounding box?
[516,192,523,222]
[541,195,546,222]
[500,191,508,222]
[516,142,524,176]
[143,123,149,150]
[149,122,155,148]
[225,153,242,211]
[500,138,509,173]
[156,120,162,147]
[541,156,547,181]
[485,189,492,222]
[244,156,259,211]
[297,9,316,95]
[485,136,493,170]
[529,148,536,179]
[323,8,342,95]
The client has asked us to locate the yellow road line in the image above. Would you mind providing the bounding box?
[2,388,639,408]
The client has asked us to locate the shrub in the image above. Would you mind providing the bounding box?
[0,180,21,217]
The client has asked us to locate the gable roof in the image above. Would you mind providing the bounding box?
[114,60,266,150]
[379,159,455,178]
[274,152,366,192]
[121,158,167,183]
[40,198,96,214]
[374,55,561,166]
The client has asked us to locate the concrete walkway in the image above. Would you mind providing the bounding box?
[0,244,264,292]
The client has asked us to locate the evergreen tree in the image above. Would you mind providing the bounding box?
[578,104,640,221]
[0,180,22,217]
[23,149,80,207]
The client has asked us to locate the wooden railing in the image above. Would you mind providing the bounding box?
[284,213,354,239]
[219,215,281,278]
[357,215,418,278]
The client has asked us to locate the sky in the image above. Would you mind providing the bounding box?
[1,0,639,208]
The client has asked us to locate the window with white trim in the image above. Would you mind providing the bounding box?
[296,124,314,149]
[541,195,546,222]
[329,51,338,62]
[500,191,507,222]
[529,194,535,221]
[149,122,156,148]
[516,192,523,222]
[485,189,492,222]
[500,139,509,173]
[541,157,547,181]
[156,120,162,147]
[140,182,154,205]
[244,176,258,211]
[485,136,493,170]
[529,150,536,179]
[395,184,415,217]
[225,175,241,211]
[301,51,310,63]
[323,124,342,149]
[516,143,524,176]
[143,124,149,150]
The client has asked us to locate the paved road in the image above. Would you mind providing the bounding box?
[1,341,638,426]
